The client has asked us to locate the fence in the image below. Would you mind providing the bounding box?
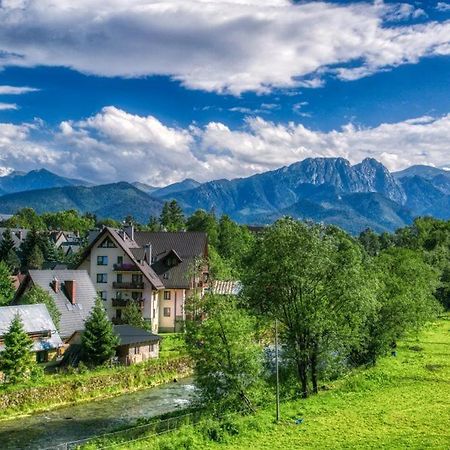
[42,411,204,450]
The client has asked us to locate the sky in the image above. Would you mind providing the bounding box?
[0,0,449,185]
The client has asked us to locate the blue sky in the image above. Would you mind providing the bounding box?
[0,0,449,185]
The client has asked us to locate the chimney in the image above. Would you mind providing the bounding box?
[124,224,134,241]
[65,280,76,304]
[51,277,60,293]
[144,244,152,264]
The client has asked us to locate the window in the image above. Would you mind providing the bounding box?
[116,273,123,283]
[164,291,171,300]
[153,308,156,319]
[98,291,107,301]
[97,273,107,283]
[117,256,123,265]
[132,274,143,284]
[116,308,122,319]
[99,237,116,248]
[134,347,140,355]
[163,273,169,280]
[149,344,154,352]
[163,307,171,317]
[97,255,108,265]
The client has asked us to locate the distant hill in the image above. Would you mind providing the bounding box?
[0,169,91,194]
[0,182,163,222]
[393,165,450,180]
[151,178,201,198]
[131,181,159,195]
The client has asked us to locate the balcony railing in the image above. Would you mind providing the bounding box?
[112,298,144,307]
[113,263,140,272]
[113,281,145,290]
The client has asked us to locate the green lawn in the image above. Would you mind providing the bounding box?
[159,333,187,359]
[113,316,450,450]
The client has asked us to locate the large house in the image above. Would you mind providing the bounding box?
[15,269,97,341]
[77,226,208,332]
[0,304,63,364]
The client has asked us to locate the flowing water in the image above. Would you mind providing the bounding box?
[0,378,195,450]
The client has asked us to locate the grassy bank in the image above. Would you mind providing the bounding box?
[0,334,191,421]
[104,316,449,450]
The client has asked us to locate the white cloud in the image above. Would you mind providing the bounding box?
[0,102,18,110]
[436,2,450,12]
[0,85,39,95]
[0,107,449,184]
[0,1,448,94]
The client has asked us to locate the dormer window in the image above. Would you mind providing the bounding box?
[99,237,116,248]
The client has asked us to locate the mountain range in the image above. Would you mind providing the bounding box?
[0,158,448,234]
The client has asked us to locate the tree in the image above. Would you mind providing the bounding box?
[185,294,262,413]
[0,314,34,383]
[160,200,185,231]
[81,297,119,365]
[0,261,14,306]
[147,216,160,232]
[355,248,441,365]
[26,245,44,270]
[0,228,15,261]
[4,208,45,230]
[20,286,61,331]
[186,210,219,247]
[243,218,374,397]
[358,228,381,256]
[123,301,149,330]
[42,209,95,235]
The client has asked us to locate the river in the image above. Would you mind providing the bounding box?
[0,378,195,450]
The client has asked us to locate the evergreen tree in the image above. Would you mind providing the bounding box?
[0,314,34,383]
[81,297,119,365]
[186,209,219,247]
[20,286,61,331]
[160,200,185,231]
[147,216,160,231]
[0,261,14,306]
[26,245,44,270]
[123,301,149,330]
[5,249,21,274]
[0,228,15,261]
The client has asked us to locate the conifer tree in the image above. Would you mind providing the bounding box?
[123,301,149,330]
[0,261,14,306]
[26,245,44,270]
[0,314,34,383]
[0,228,15,261]
[160,200,185,231]
[81,297,119,365]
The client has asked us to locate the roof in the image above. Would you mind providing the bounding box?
[0,227,29,248]
[211,280,242,295]
[0,304,63,352]
[78,227,164,290]
[16,270,97,339]
[134,231,208,289]
[114,324,161,346]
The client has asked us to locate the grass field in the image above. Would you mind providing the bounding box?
[110,316,450,450]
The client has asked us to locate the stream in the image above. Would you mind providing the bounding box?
[0,377,195,450]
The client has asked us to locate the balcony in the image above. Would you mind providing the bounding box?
[112,298,144,307]
[113,263,141,272]
[113,281,145,290]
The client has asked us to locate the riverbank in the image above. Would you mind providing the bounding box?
[0,356,192,421]
[98,316,450,449]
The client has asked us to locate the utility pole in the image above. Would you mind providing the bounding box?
[275,318,280,422]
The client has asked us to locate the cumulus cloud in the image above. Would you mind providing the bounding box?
[0,1,448,94]
[0,107,449,184]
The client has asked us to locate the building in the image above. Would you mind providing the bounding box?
[49,231,83,257]
[211,280,242,296]
[114,324,161,365]
[0,227,29,249]
[0,304,63,364]
[77,226,208,332]
[14,270,97,341]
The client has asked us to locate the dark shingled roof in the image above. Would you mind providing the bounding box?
[17,270,97,340]
[134,231,208,289]
[114,324,161,346]
[0,304,63,352]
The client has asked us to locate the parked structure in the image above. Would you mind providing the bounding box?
[15,270,97,341]
[0,304,62,363]
[78,226,208,332]
[114,324,161,365]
